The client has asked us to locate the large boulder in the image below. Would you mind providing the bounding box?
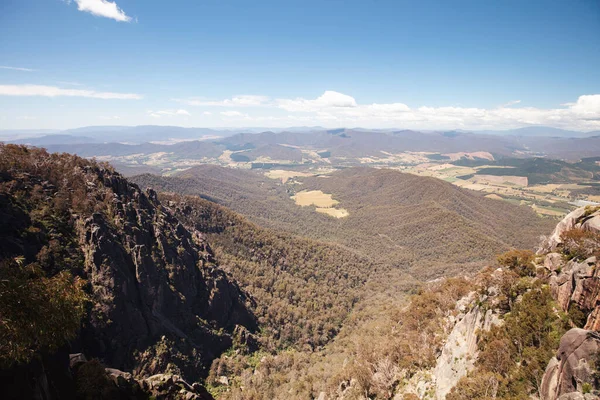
[541,328,600,400]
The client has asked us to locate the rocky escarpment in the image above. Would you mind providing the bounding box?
[538,207,600,400]
[0,146,257,399]
[76,169,256,380]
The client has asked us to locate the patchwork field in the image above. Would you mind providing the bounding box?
[472,174,528,186]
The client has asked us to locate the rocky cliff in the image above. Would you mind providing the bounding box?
[538,206,600,400]
[0,145,257,399]
[389,206,600,400]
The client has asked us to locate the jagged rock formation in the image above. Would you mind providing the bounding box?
[75,170,256,380]
[541,329,600,400]
[0,145,257,398]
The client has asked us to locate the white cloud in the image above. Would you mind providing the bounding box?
[177,95,270,107]
[99,115,121,120]
[147,109,191,118]
[570,95,600,117]
[72,0,132,22]
[0,84,142,99]
[220,110,249,118]
[271,92,600,131]
[174,91,600,130]
[0,66,35,72]
[277,90,358,112]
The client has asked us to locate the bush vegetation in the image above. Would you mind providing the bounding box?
[0,145,99,367]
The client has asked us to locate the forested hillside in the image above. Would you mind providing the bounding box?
[159,192,383,350]
[133,166,554,278]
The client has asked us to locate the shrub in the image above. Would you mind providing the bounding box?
[0,259,87,367]
[497,249,536,277]
[560,229,600,261]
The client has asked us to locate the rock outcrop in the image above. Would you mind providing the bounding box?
[541,329,600,400]
[393,291,500,400]
[539,208,600,400]
[547,255,600,331]
[433,301,499,399]
[541,206,600,253]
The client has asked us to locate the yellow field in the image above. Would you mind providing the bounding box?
[292,190,349,218]
[292,190,339,207]
[472,174,528,187]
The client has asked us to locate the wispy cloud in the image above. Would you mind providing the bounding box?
[0,84,142,99]
[148,109,191,118]
[501,100,521,107]
[69,0,132,22]
[0,65,35,72]
[176,95,270,107]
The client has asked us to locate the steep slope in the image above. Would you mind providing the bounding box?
[158,192,382,349]
[133,166,554,278]
[0,145,256,398]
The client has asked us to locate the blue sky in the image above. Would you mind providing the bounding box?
[0,0,599,130]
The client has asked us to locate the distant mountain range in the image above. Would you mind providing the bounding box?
[475,126,600,138]
[4,126,600,168]
[2,124,599,145]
